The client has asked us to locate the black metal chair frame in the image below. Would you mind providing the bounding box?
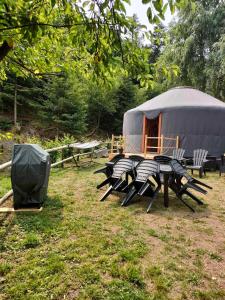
[154,155,173,184]
[154,155,172,165]
[121,159,161,212]
[97,158,135,202]
[128,155,145,162]
[169,159,212,212]
[94,154,125,178]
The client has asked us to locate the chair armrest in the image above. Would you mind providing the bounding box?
[94,167,107,174]
[202,159,209,167]
[185,158,193,164]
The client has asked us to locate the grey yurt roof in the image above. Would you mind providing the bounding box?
[127,87,225,114]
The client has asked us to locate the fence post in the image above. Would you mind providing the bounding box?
[111,135,114,154]
[61,149,64,168]
[144,135,147,158]
[176,136,179,149]
[161,135,164,154]
[122,135,125,153]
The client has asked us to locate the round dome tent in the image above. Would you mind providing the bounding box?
[123,87,225,157]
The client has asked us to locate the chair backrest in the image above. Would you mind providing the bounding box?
[129,155,144,162]
[193,149,208,166]
[136,160,160,182]
[172,148,185,160]
[170,159,192,180]
[154,155,172,165]
[110,154,125,163]
[112,158,134,178]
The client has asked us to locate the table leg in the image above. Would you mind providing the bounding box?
[164,173,169,208]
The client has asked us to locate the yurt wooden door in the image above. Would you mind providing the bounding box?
[142,114,162,153]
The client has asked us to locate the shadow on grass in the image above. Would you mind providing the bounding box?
[106,190,211,219]
[14,195,64,234]
[0,195,64,252]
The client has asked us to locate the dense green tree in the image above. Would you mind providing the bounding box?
[0,1,197,137]
[0,74,44,129]
[39,74,87,135]
[158,0,225,99]
[0,0,190,85]
[98,77,147,134]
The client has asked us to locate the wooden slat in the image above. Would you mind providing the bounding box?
[0,160,12,171]
[46,145,69,152]
[144,135,147,158]
[146,137,162,140]
[141,116,147,152]
[161,135,164,154]
[176,136,179,148]
[0,189,13,205]
[146,146,179,149]
[164,137,177,141]
[0,207,43,213]
[51,156,74,167]
[158,113,162,153]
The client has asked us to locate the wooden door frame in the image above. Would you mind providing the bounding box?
[141,113,162,153]
[157,113,162,153]
[141,115,147,153]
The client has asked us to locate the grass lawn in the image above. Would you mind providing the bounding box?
[0,159,225,300]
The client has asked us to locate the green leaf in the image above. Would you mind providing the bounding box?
[153,0,162,13]
[169,0,175,14]
[153,15,160,24]
[122,0,130,4]
[147,7,153,22]
[142,0,151,4]
[82,1,90,8]
[162,3,168,14]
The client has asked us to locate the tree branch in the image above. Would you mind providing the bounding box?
[0,21,119,32]
[0,40,13,61]
[8,57,63,77]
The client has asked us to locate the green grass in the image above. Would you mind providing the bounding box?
[0,161,225,299]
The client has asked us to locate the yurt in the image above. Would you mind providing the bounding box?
[123,87,225,157]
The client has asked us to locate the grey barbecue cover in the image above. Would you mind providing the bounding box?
[11,144,50,209]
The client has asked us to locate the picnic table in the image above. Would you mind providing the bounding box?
[70,140,102,166]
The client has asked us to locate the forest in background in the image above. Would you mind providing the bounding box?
[0,0,224,139]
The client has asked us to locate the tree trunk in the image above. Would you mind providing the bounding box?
[14,81,17,126]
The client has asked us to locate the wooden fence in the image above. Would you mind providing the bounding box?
[110,135,126,154]
[0,143,100,206]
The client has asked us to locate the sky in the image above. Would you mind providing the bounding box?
[124,0,174,31]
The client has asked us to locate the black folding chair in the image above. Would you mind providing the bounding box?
[170,159,212,212]
[128,155,145,162]
[94,154,125,178]
[121,160,161,213]
[154,155,172,164]
[97,158,134,202]
[186,149,208,177]
[154,155,173,184]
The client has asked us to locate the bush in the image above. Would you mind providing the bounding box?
[24,134,77,163]
[0,119,13,131]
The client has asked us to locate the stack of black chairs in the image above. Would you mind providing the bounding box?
[94,155,212,213]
